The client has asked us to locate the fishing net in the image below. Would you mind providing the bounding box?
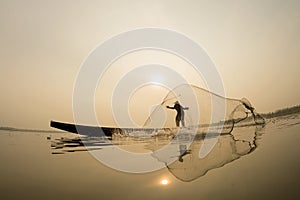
[143,84,265,135]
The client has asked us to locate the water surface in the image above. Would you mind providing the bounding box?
[0,114,299,200]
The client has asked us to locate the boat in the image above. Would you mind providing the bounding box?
[50,120,118,137]
[50,120,172,137]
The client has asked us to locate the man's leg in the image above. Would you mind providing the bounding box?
[181,119,185,127]
[176,115,180,127]
[176,119,180,127]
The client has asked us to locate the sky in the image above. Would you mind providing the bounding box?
[0,0,299,129]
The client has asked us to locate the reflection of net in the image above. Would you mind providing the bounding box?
[143,84,265,134]
[165,126,264,182]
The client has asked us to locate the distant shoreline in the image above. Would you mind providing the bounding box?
[261,104,300,119]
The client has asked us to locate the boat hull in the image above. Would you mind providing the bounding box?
[50,120,171,137]
[50,121,118,137]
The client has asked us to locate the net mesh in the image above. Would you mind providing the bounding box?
[143,84,265,134]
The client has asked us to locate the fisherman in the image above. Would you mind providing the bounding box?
[166,101,189,127]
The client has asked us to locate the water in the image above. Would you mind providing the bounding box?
[0,113,299,200]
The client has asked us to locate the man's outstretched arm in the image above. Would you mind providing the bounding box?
[166,106,174,109]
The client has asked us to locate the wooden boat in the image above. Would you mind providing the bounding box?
[50,120,172,137]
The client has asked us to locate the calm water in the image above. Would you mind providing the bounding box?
[0,114,299,200]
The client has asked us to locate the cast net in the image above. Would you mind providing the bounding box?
[143,84,265,135]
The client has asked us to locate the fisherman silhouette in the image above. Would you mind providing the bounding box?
[166,101,189,127]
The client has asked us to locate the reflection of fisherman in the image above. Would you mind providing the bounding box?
[178,144,190,162]
[166,101,189,127]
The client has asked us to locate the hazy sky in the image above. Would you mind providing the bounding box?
[0,0,299,129]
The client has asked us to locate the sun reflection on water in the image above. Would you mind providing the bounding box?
[160,179,169,185]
